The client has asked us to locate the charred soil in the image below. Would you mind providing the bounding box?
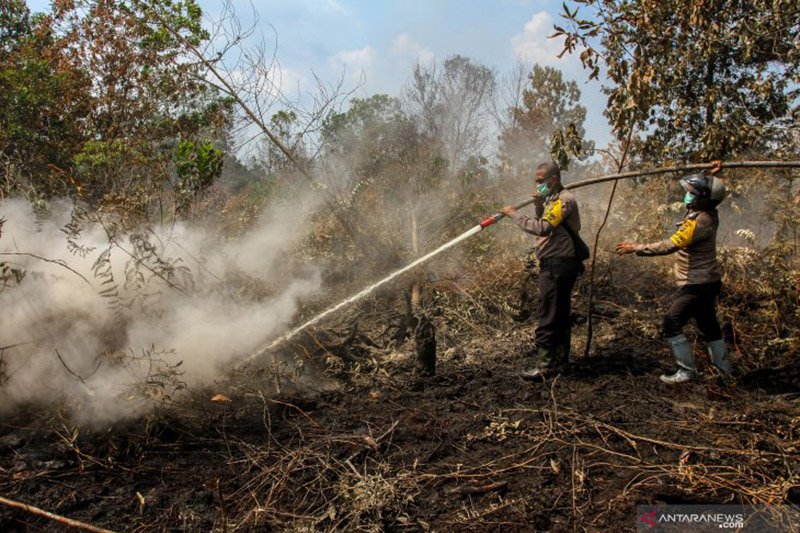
[2,269,800,532]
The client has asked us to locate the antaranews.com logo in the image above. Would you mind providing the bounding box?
[636,505,800,532]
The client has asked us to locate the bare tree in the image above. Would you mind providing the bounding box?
[404,55,496,175]
[492,59,532,133]
[147,0,371,246]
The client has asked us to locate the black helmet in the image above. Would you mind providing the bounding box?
[680,172,726,209]
[680,173,711,197]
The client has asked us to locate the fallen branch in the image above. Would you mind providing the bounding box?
[0,495,116,533]
[445,481,508,496]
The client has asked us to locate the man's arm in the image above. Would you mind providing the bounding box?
[633,238,680,256]
[617,214,710,256]
[509,196,572,236]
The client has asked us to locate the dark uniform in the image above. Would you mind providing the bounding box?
[618,171,731,383]
[635,209,723,342]
[509,188,582,370]
[630,189,731,383]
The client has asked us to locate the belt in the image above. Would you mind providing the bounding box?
[539,256,579,268]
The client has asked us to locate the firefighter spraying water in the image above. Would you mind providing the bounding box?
[244,160,800,372]
[242,194,540,365]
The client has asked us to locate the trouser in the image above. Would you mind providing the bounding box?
[535,259,580,353]
[512,253,538,321]
[662,281,723,340]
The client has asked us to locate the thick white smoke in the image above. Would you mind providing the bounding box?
[0,194,323,424]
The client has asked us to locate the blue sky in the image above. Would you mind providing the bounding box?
[27,0,611,146]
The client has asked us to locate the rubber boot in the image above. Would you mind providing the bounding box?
[521,346,561,380]
[707,339,732,380]
[660,334,696,384]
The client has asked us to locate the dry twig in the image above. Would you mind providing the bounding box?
[0,495,116,533]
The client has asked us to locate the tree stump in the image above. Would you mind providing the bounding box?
[414,313,436,376]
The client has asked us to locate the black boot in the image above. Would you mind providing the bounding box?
[521,345,564,380]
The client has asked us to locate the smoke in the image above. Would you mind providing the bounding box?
[0,194,323,425]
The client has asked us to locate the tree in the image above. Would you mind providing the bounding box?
[322,94,446,286]
[321,94,436,247]
[0,0,30,50]
[555,0,800,160]
[1,0,230,213]
[174,139,223,214]
[497,64,591,182]
[405,55,496,175]
[0,1,90,198]
[61,0,228,210]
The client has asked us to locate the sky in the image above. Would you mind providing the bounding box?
[26,0,612,147]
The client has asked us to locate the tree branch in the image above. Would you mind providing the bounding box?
[0,252,93,287]
[0,495,116,533]
[582,128,634,357]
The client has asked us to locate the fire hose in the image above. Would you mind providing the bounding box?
[243,159,800,365]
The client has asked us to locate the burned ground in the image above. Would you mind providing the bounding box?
[1,262,799,532]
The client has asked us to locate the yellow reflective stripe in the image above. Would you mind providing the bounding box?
[670,218,697,248]
[543,199,564,227]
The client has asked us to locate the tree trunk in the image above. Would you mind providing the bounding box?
[409,203,436,375]
[414,313,436,376]
[410,206,421,310]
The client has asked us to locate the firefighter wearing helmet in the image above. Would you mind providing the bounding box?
[616,171,732,384]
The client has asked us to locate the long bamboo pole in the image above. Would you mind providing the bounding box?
[565,160,800,192]
[241,160,800,362]
[564,159,800,354]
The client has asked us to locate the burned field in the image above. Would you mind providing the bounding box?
[2,258,799,532]
[2,0,799,530]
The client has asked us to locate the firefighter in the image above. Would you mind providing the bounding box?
[502,162,584,379]
[616,172,732,383]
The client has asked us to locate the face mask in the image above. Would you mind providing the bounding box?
[684,191,696,205]
[537,183,550,196]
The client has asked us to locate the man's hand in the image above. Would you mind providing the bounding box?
[616,241,637,255]
[501,205,517,217]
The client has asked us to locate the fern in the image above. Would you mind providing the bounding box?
[61,208,95,258]
[92,245,124,323]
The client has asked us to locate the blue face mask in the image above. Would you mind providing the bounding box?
[684,191,696,205]
[537,183,550,196]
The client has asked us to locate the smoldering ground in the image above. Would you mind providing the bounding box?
[0,194,324,425]
[0,164,773,427]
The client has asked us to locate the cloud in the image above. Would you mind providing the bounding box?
[512,11,580,73]
[265,64,308,98]
[330,46,376,70]
[329,46,376,84]
[321,0,348,15]
[391,33,435,66]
